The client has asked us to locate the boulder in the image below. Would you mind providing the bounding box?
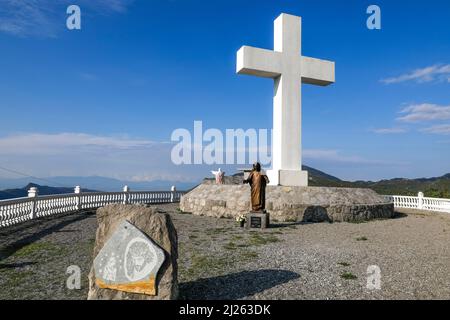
[87,204,178,300]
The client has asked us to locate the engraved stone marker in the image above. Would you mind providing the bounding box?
[246,212,270,229]
[93,220,165,296]
[250,216,262,228]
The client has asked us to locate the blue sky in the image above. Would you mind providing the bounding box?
[0,0,449,185]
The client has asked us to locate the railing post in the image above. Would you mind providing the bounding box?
[28,187,38,219]
[418,192,424,210]
[74,186,82,210]
[123,185,130,204]
[171,185,176,202]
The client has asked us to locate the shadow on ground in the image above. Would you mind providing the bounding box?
[269,222,303,229]
[179,269,300,299]
[270,208,408,229]
[393,211,408,219]
[0,262,37,269]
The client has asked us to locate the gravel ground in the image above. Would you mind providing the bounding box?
[0,205,449,300]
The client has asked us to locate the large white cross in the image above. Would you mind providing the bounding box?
[236,13,335,186]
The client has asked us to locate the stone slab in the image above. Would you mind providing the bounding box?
[93,220,165,296]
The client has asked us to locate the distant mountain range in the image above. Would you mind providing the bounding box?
[0,176,197,201]
[0,183,97,200]
[0,176,197,193]
[304,166,450,198]
[0,167,449,201]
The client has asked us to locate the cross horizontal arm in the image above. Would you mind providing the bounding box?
[236,46,283,78]
[301,56,335,86]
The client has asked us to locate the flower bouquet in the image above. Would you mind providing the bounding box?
[236,214,246,227]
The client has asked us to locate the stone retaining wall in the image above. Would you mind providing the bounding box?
[180,185,394,222]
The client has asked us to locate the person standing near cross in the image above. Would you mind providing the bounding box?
[236,13,335,186]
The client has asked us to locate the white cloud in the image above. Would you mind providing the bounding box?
[0,132,201,182]
[0,0,134,37]
[421,124,450,135]
[92,0,135,13]
[0,132,157,155]
[381,64,450,84]
[0,0,59,37]
[0,132,277,183]
[303,149,396,165]
[0,133,409,183]
[372,127,407,134]
[397,103,450,123]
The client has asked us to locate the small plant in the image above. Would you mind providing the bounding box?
[240,251,258,260]
[13,242,65,258]
[224,242,237,250]
[248,233,279,246]
[338,262,351,267]
[176,208,190,214]
[356,236,368,241]
[270,230,283,235]
[341,272,357,280]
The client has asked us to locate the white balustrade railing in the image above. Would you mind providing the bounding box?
[387,192,450,213]
[1,187,448,228]
[0,186,185,228]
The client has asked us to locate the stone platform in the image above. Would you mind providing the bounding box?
[180,185,394,223]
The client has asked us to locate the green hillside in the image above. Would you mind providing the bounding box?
[305,167,450,197]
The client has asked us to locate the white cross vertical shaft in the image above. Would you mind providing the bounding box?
[236,13,335,186]
[273,14,301,177]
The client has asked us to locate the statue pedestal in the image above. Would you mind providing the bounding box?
[245,212,270,229]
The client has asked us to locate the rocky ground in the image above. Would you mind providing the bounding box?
[0,204,449,300]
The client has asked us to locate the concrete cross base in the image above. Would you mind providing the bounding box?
[267,169,309,186]
[245,212,270,229]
